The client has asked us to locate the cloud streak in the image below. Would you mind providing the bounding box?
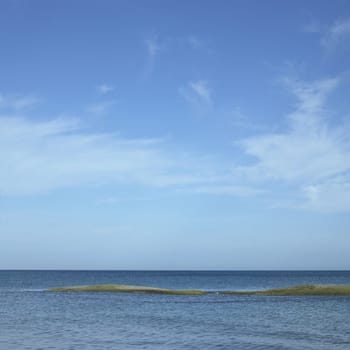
[179,80,212,111]
[143,34,162,76]
[321,17,350,49]
[2,77,349,213]
[86,100,117,115]
[237,77,350,211]
[0,114,229,196]
[145,35,161,59]
[305,16,350,50]
[0,93,41,111]
[97,84,114,94]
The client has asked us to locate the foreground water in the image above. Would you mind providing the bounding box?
[1,271,350,349]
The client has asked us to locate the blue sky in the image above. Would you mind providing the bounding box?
[1,0,350,269]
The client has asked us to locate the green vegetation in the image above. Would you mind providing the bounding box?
[47,284,350,296]
[256,284,350,296]
[48,284,206,295]
[222,284,350,296]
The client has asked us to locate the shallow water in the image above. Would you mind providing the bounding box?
[1,270,350,349]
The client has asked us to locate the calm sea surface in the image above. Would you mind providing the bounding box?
[1,270,350,349]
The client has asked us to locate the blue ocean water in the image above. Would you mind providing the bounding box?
[1,270,350,349]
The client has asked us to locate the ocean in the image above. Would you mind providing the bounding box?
[1,270,350,349]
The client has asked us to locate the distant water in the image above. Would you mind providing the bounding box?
[1,270,350,350]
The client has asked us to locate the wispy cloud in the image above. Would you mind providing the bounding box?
[86,100,117,115]
[321,17,350,48]
[190,80,211,104]
[144,35,161,59]
[302,178,350,212]
[0,113,228,196]
[230,107,269,132]
[97,196,153,205]
[303,20,322,34]
[179,80,212,111]
[3,77,349,213]
[236,77,350,212]
[97,84,114,94]
[186,35,204,49]
[306,16,350,50]
[0,93,41,111]
[144,34,161,76]
[190,185,265,197]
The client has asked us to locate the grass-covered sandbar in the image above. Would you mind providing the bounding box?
[224,284,350,296]
[47,284,350,296]
[48,284,206,295]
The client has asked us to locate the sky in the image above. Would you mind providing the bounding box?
[1,0,350,270]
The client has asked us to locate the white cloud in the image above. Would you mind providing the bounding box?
[0,93,41,110]
[3,77,349,213]
[144,35,161,59]
[0,114,227,196]
[144,35,162,76]
[86,100,117,115]
[237,77,350,211]
[303,20,322,34]
[190,80,211,104]
[302,178,350,212]
[190,185,265,197]
[179,80,212,110]
[97,196,153,205]
[320,17,350,49]
[187,35,203,49]
[230,107,268,132]
[97,84,114,94]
